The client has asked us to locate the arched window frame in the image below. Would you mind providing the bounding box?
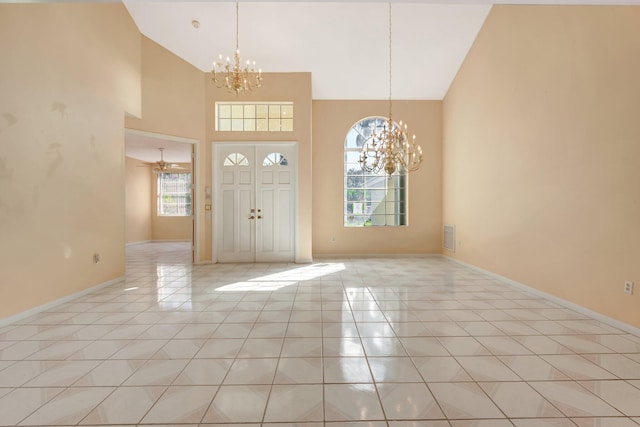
[344,116,407,227]
[262,152,288,166]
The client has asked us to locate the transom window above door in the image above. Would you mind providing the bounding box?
[216,102,294,132]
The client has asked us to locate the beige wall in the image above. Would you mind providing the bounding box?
[125,36,206,258]
[152,215,192,241]
[443,5,640,327]
[0,3,141,319]
[206,73,313,262]
[125,37,204,140]
[125,156,152,244]
[313,101,443,255]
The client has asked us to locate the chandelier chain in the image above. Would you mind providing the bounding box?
[388,1,392,119]
[357,1,424,176]
[235,2,239,52]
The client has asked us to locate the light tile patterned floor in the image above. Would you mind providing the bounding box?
[0,242,639,426]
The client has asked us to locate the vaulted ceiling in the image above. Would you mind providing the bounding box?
[122,1,640,161]
[123,0,640,101]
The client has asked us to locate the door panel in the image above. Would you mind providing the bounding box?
[278,188,291,251]
[259,189,274,253]
[255,145,295,262]
[238,188,253,254]
[217,147,255,263]
[222,190,235,253]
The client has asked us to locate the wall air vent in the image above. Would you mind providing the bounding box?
[443,224,456,252]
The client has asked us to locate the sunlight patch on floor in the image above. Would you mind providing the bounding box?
[215,263,346,292]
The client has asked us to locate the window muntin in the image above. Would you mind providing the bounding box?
[344,117,407,227]
[223,153,249,166]
[158,173,192,216]
[216,102,294,132]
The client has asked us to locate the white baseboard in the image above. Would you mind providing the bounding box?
[126,240,190,247]
[313,253,441,260]
[444,256,640,337]
[125,240,152,247]
[0,276,125,328]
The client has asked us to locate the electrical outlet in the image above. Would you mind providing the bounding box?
[93,253,101,264]
[624,280,634,295]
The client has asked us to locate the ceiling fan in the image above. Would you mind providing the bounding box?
[139,148,186,174]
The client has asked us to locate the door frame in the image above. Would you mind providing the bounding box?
[212,142,299,263]
[125,128,200,263]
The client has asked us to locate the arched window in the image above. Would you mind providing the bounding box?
[263,152,288,166]
[223,153,249,166]
[344,117,407,227]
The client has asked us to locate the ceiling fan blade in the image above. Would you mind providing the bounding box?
[169,164,187,170]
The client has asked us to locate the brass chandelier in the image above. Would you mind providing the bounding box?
[359,2,423,175]
[211,2,263,94]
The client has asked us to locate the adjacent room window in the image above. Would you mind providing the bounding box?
[157,173,192,216]
[344,117,407,227]
[216,102,294,132]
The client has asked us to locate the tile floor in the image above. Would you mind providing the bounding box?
[1,242,639,426]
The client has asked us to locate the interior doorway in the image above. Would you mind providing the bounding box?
[214,143,297,263]
[124,129,198,263]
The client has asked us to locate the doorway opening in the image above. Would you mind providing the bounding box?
[125,129,198,263]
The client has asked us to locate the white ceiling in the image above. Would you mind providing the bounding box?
[123,0,640,101]
[122,0,640,157]
[124,1,492,100]
[125,130,194,163]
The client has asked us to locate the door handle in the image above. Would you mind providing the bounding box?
[248,215,255,220]
[257,215,262,219]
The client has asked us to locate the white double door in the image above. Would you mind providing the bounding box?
[215,143,296,263]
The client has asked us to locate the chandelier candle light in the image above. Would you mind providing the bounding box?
[359,2,423,176]
[211,2,263,94]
